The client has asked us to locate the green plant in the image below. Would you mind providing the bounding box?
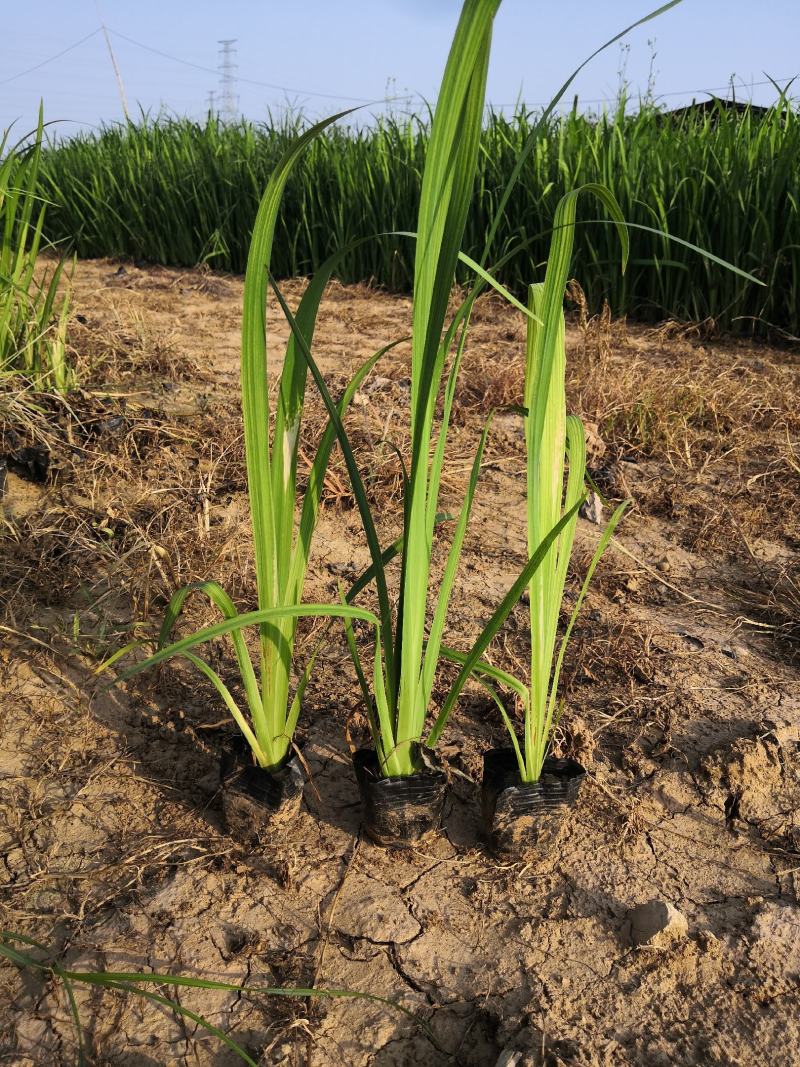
[516,201,629,782]
[271,0,509,779]
[105,0,757,784]
[274,0,685,780]
[1,109,73,392]
[39,90,796,335]
[0,929,423,1066]
[110,1,572,780]
[107,120,397,771]
[430,189,630,781]
[425,133,764,780]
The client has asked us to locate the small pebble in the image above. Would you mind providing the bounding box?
[579,491,604,525]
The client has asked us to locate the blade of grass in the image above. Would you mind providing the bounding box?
[426,497,584,746]
[268,273,397,703]
[112,603,381,684]
[421,416,492,709]
[240,109,355,695]
[157,581,264,749]
[0,930,429,1065]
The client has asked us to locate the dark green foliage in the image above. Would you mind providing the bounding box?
[40,99,799,335]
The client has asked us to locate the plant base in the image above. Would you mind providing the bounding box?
[221,736,304,845]
[353,747,447,847]
[481,747,586,857]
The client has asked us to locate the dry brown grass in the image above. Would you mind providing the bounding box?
[1,390,252,627]
[3,269,798,667]
[558,290,800,659]
[731,560,800,664]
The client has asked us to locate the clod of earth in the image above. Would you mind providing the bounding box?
[625,899,689,948]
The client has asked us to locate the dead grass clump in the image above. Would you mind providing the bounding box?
[687,497,771,555]
[300,372,477,514]
[568,614,658,693]
[299,376,410,511]
[567,279,620,369]
[72,311,200,385]
[0,384,59,456]
[572,311,797,458]
[733,561,800,664]
[453,347,523,418]
[1,394,258,626]
[447,291,525,419]
[567,308,800,560]
[648,317,720,343]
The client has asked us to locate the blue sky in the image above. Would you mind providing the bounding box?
[3,1,798,137]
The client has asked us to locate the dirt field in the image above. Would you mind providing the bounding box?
[1,259,799,1066]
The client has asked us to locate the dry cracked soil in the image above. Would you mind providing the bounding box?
[1,259,799,1066]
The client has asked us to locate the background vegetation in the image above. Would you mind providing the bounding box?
[38,98,799,336]
[1,115,72,392]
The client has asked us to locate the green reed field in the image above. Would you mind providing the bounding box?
[39,99,799,335]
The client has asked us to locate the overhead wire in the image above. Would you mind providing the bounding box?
[1,24,795,111]
[107,28,382,104]
[0,28,103,85]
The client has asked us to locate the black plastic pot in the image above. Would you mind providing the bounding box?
[353,747,448,847]
[481,747,586,856]
[220,736,304,844]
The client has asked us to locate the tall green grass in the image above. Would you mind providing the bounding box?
[39,98,799,334]
[276,0,688,779]
[431,188,631,781]
[1,112,73,391]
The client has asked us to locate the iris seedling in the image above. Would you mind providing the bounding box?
[429,187,630,781]
[274,0,690,780]
[108,119,391,770]
[273,0,575,779]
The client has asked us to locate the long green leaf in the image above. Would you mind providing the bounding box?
[289,337,407,605]
[438,643,529,776]
[276,235,400,601]
[536,500,629,777]
[426,497,584,746]
[240,109,354,687]
[478,0,685,265]
[0,929,426,1066]
[421,417,492,709]
[113,603,380,684]
[157,580,265,748]
[107,982,259,1066]
[179,650,264,763]
[268,274,397,700]
[397,0,500,773]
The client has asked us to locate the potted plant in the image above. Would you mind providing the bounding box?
[273,0,583,846]
[104,123,390,843]
[430,186,629,855]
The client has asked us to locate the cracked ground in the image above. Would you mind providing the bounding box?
[1,259,799,1066]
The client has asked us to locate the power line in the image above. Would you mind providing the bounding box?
[97,31,800,113]
[107,28,379,104]
[654,74,797,102]
[490,74,799,110]
[0,28,102,85]
[1,24,794,116]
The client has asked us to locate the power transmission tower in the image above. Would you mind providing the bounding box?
[217,40,239,123]
[207,90,216,117]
